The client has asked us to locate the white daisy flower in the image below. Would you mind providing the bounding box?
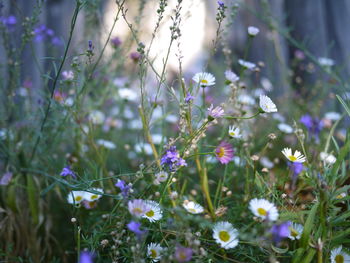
[320,152,336,165]
[225,70,239,83]
[228,126,242,139]
[330,246,350,263]
[128,199,150,218]
[212,221,239,249]
[278,123,293,134]
[67,191,86,204]
[238,59,256,70]
[165,114,178,123]
[147,243,164,262]
[248,26,259,36]
[336,192,346,200]
[260,156,274,169]
[88,110,105,125]
[281,148,306,163]
[84,188,104,202]
[135,143,153,155]
[261,77,273,91]
[249,198,279,221]
[288,223,304,240]
[318,57,335,67]
[183,200,204,214]
[325,112,341,121]
[253,88,265,97]
[96,139,116,149]
[118,88,138,101]
[154,171,168,185]
[192,72,216,87]
[272,113,286,122]
[143,200,162,222]
[259,95,278,113]
[237,94,255,105]
[151,134,163,144]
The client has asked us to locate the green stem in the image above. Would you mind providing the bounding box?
[29,1,81,163]
[224,111,260,120]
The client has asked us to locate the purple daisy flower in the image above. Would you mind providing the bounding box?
[175,245,193,262]
[208,104,225,119]
[215,141,234,164]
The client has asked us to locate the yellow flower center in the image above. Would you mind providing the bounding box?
[257,208,267,216]
[90,194,98,200]
[229,132,235,136]
[188,208,197,213]
[335,254,344,263]
[133,207,143,214]
[150,249,157,258]
[219,231,230,242]
[146,210,155,217]
[200,79,208,84]
[288,155,297,162]
[178,252,187,260]
[336,194,344,199]
[75,196,83,202]
[290,228,299,237]
[217,147,225,158]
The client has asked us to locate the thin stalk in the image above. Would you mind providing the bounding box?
[29,1,81,163]
[224,111,260,120]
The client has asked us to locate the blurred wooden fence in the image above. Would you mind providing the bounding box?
[1,0,350,100]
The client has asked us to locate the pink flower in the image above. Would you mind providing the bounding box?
[208,104,224,118]
[215,141,234,164]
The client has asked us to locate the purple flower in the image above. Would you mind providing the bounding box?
[288,162,304,177]
[215,141,234,164]
[208,104,225,119]
[217,1,225,7]
[34,24,48,42]
[33,24,60,45]
[128,199,150,217]
[160,146,187,171]
[81,200,97,210]
[111,36,122,47]
[127,221,146,237]
[60,166,76,179]
[175,246,193,262]
[130,51,141,62]
[115,179,131,198]
[88,40,93,51]
[300,114,323,142]
[79,251,94,263]
[185,92,194,103]
[51,36,62,46]
[0,172,13,185]
[1,15,17,31]
[270,221,291,244]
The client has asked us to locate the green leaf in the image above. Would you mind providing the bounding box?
[331,139,350,180]
[300,203,318,248]
[300,249,316,263]
[271,244,289,254]
[27,175,39,225]
[292,248,305,263]
[336,95,350,117]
